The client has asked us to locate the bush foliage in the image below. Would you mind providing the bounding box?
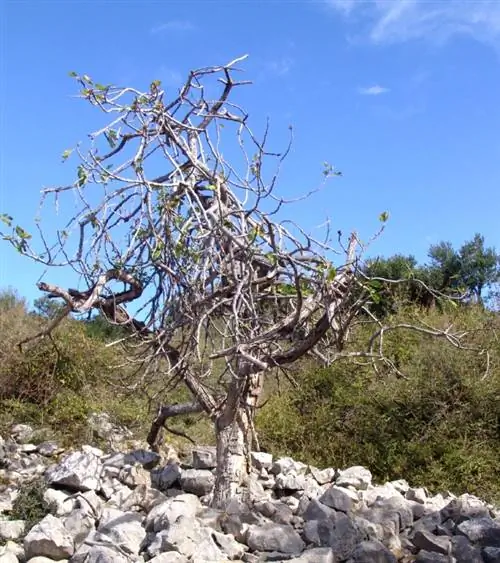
[1,287,499,503]
[257,306,500,504]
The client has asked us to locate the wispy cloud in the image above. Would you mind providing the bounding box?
[151,20,195,34]
[358,85,390,95]
[327,0,500,48]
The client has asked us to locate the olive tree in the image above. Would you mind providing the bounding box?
[2,56,481,508]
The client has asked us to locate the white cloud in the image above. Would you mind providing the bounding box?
[327,0,500,48]
[358,84,390,95]
[151,20,195,34]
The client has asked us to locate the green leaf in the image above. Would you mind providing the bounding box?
[379,211,390,223]
[15,225,31,240]
[61,149,73,162]
[326,266,337,282]
[68,71,78,78]
[0,213,13,227]
[77,166,88,187]
[94,83,107,91]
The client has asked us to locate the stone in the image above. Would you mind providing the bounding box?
[412,529,452,555]
[309,466,336,486]
[36,441,63,457]
[151,463,182,491]
[287,547,335,562]
[180,468,215,496]
[147,517,225,560]
[23,514,74,560]
[0,520,25,541]
[10,424,34,444]
[192,447,217,469]
[0,552,19,563]
[302,513,359,560]
[97,507,146,555]
[414,550,454,562]
[271,457,308,476]
[62,507,95,549]
[451,535,483,562]
[118,463,151,487]
[45,450,102,492]
[145,493,202,533]
[87,412,132,447]
[441,494,491,523]
[71,536,132,563]
[336,466,372,490]
[274,473,307,491]
[457,517,500,547]
[149,554,189,563]
[350,539,398,562]
[250,451,273,471]
[482,546,500,563]
[406,487,427,504]
[246,523,305,554]
[319,485,358,513]
[120,483,168,512]
[212,530,247,559]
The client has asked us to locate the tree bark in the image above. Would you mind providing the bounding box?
[211,371,263,509]
[211,408,249,509]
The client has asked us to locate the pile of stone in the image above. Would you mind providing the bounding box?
[0,422,499,562]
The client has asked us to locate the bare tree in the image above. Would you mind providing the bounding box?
[2,56,484,508]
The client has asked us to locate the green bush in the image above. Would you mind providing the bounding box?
[258,306,500,504]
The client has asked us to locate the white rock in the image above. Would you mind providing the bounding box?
[45,450,102,492]
[336,466,372,490]
[145,493,202,533]
[97,507,146,555]
[0,520,25,541]
[23,514,74,560]
[250,451,273,470]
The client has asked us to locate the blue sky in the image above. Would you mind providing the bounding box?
[1,0,500,304]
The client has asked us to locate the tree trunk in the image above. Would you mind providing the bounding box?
[211,371,263,508]
[211,408,249,509]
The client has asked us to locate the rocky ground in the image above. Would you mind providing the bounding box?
[0,417,499,562]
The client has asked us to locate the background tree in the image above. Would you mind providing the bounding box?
[2,57,479,508]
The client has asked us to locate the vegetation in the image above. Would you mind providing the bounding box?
[0,57,498,507]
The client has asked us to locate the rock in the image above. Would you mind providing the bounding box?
[286,547,335,562]
[271,457,307,476]
[301,498,337,521]
[23,514,74,560]
[319,485,358,513]
[309,467,336,486]
[151,463,182,491]
[180,468,215,496]
[62,507,95,549]
[441,494,491,523]
[36,442,63,457]
[246,523,305,554]
[192,447,217,469]
[87,412,132,447]
[274,473,307,491]
[350,539,398,562]
[250,452,273,471]
[120,484,168,512]
[302,513,359,559]
[45,450,102,492]
[10,424,34,444]
[0,520,25,541]
[118,463,151,487]
[149,554,189,563]
[97,507,146,555]
[145,493,201,533]
[0,552,19,563]
[0,540,24,562]
[482,546,500,562]
[415,550,454,562]
[406,487,427,504]
[147,517,225,560]
[456,517,500,547]
[71,536,132,563]
[451,535,483,562]
[336,466,372,490]
[212,530,247,559]
[412,529,452,555]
